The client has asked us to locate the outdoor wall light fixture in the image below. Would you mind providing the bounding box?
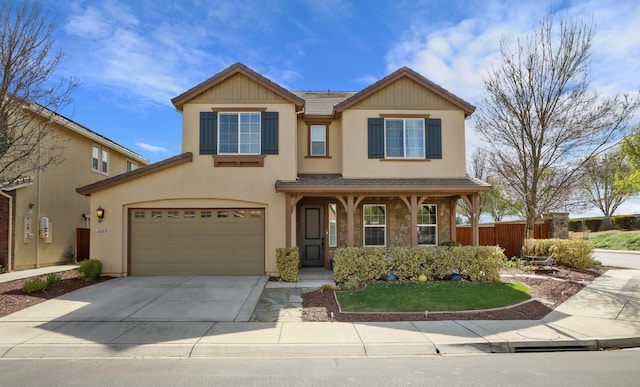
[96,206,105,223]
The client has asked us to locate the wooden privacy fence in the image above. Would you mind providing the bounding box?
[456,222,549,258]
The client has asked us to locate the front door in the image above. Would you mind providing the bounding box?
[301,205,324,267]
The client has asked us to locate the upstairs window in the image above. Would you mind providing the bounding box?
[91,146,100,172]
[126,161,138,172]
[92,145,109,175]
[101,149,109,174]
[219,112,261,154]
[385,119,425,158]
[309,125,327,156]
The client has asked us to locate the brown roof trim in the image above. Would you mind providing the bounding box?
[275,175,491,195]
[171,63,305,111]
[76,152,193,196]
[333,67,476,117]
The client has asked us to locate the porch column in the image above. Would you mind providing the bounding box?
[336,195,365,247]
[399,195,419,246]
[285,194,303,247]
[449,197,459,242]
[469,193,480,246]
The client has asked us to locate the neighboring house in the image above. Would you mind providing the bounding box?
[76,63,490,277]
[0,107,148,271]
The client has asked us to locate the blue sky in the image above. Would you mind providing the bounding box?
[46,0,640,216]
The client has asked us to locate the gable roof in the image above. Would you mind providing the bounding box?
[171,63,305,111]
[76,152,193,196]
[333,67,476,118]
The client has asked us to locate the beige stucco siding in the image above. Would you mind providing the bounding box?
[88,160,286,276]
[13,123,144,270]
[296,119,343,174]
[91,100,298,276]
[340,109,467,178]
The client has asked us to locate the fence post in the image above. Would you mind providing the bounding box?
[546,212,569,239]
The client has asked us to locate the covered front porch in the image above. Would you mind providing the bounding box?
[275,174,490,269]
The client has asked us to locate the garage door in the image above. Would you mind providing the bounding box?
[129,208,265,275]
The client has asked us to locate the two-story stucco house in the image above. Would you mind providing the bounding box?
[0,106,148,271]
[76,63,489,277]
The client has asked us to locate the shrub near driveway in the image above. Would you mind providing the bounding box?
[523,238,594,269]
[333,246,506,283]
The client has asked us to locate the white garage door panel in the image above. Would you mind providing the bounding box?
[130,209,264,275]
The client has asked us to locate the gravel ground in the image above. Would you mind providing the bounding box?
[0,270,112,318]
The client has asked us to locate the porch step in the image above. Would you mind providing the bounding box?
[298,268,334,281]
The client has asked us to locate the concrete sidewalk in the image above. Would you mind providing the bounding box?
[0,269,638,359]
[0,265,79,283]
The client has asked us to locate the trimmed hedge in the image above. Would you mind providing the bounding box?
[568,220,583,232]
[522,238,594,269]
[610,215,636,230]
[78,259,102,281]
[276,247,299,282]
[333,246,506,283]
[584,218,603,232]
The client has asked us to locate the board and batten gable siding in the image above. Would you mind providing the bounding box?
[348,77,461,111]
[190,73,292,104]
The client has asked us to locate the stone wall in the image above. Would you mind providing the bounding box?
[337,197,451,247]
[545,212,569,239]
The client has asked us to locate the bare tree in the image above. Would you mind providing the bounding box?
[577,151,637,216]
[474,16,640,238]
[0,0,76,185]
[458,149,522,222]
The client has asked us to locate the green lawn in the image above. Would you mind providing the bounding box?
[335,281,531,313]
[589,232,640,251]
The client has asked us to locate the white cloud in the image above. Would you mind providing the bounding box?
[385,0,640,162]
[136,142,168,153]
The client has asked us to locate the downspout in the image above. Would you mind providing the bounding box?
[0,190,13,272]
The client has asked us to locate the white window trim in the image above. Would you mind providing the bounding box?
[217,112,261,155]
[363,204,386,247]
[101,148,109,176]
[91,145,100,172]
[418,204,438,246]
[384,118,426,159]
[328,203,337,247]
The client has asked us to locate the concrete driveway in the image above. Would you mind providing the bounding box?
[2,276,268,322]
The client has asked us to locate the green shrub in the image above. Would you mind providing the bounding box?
[522,238,594,269]
[584,218,603,232]
[22,278,48,293]
[440,240,461,247]
[78,259,102,281]
[333,246,505,283]
[568,220,583,232]
[276,247,299,282]
[46,273,61,286]
[610,216,636,230]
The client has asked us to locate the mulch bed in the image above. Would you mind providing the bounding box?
[302,266,610,322]
[0,270,112,318]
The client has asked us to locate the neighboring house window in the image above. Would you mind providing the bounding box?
[368,118,442,159]
[218,112,261,154]
[309,125,327,156]
[363,204,386,247]
[417,204,438,246]
[101,149,109,175]
[385,119,425,158]
[91,146,100,172]
[328,203,337,247]
[92,145,109,175]
[126,161,138,172]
